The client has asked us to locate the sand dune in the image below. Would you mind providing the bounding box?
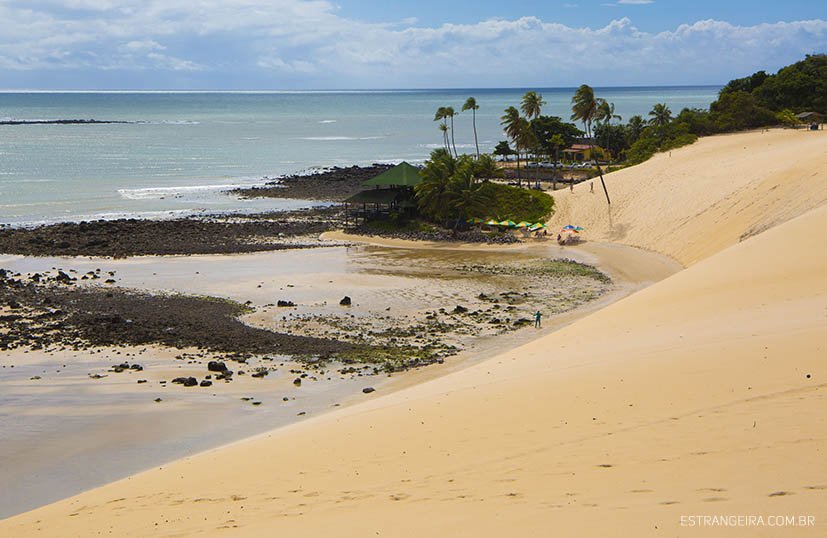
[2,130,826,537]
[550,128,827,266]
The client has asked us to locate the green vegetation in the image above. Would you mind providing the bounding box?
[477,182,554,222]
[414,148,553,224]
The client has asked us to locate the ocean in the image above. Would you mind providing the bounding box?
[0,87,719,225]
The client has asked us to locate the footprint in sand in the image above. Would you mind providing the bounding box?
[768,491,794,497]
[702,497,729,502]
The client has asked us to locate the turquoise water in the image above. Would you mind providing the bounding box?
[0,87,719,225]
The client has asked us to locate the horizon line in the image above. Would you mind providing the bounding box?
[0,84,723,94]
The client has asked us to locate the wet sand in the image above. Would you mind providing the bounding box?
[0,237,678,518]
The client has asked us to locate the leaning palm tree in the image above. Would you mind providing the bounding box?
[461,97,480,158]
[500,106,523,184]
[571,84,610,204]
[520,91,545,121]
[444,106,458,158]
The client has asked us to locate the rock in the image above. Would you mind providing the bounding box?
[172,376,198,387]
[339,296,352,306]
[452,305,468,314]
[154,398,162,403]
[55,270,74,284]
[200,380,212,387]
[129,363,143,371]
[277,300,296,307]
[251,369,268,378]
[362,387,375,394]
[137,379,148,384]
[293,377,302,386]
[207,360,228,372]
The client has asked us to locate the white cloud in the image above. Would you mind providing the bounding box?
[0,1,824,88]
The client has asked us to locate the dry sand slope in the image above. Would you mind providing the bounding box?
[550,128,827,266]
[3,129,827,537]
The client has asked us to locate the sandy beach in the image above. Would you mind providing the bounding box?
[1,127,825,536]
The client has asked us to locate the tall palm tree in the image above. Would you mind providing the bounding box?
[547,133,565,190]
[461,97,480,158]
[648,103,673,127]
[595,99,622,162]
[438,123,449,152]
[434,106,449,150]
[445,106,458,158]
[520,91,545,121]
[571,84,610,204]
[501,106,523,184]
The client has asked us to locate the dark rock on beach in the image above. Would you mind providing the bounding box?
[0,210,340,257]
[233,164,394,202]
[339,296,352,306]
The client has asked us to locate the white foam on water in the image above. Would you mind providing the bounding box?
[317,119,337,124]
[118,181,267,200]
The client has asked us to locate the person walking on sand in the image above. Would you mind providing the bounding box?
[590,181,594,194]
[569,182,574,192]
[534,310,542,328]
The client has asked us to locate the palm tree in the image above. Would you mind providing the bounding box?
[434,106,449,150]
[445,106,458,158]
[462,97,480,158]
[626,114,645,142]
[595,99,622,162]
[438,123,449,152]
[648,103,673,127]
[415,148,456,223]
[648,103,673,147]
[547,133,565,190]
[501,106,523,183]
[571,84,610,204]
[448,157,494,225]
[595,99,621,126]
[520,91,545,121]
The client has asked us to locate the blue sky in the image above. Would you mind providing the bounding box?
[0,0,824,90]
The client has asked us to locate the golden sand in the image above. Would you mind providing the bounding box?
[2,128,825,537]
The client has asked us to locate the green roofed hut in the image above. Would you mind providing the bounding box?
[344,162,423,226]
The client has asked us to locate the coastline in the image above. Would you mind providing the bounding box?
[0,235,677,518]
[2,127,826,535]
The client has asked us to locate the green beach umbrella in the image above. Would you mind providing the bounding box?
[485,219,499,226]
[516,221,531,228]
[500,220,517,228]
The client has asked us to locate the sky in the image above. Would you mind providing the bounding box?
[0,0,824,90]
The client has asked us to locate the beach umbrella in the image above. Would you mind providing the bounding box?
[528,223,546,231]
[467,217,484,224]
[515,221,531,228]
[499,220,517,228]
[485,219,499,226]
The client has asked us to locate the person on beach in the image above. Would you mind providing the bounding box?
[569,182,574,192]
[534,310,542,328]
[590,181,594,193]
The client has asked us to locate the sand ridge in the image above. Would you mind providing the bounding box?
[549,128,827,266]
[2,129,826,536]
